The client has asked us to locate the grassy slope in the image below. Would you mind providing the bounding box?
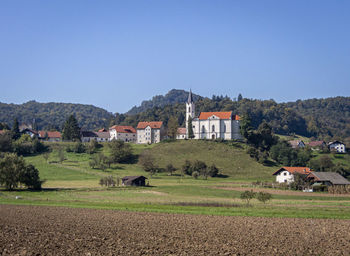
[1,140,350,219]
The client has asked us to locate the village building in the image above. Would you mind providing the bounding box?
[81,131,110,142]
[306,141,326,150]
[328,141,346,153]
[136,121,165,144]
[109,125,137,143]
[21,128,38,138]
[288,140,306,149]
[273,167,312,184]
[176,127,186,140]
[306,172,350,186]
[38,131,62,142]
[185,90,241,140]
[122,176,147,186]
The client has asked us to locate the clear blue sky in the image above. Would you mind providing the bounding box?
[1,0,349,113]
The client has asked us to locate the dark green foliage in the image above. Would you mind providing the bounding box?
[0,131,13,152]
[108,140,133,164]
[237,93,243,102]
[57,147,65,163]
[99,176,116,187]
[167,116,179,139]
[62,115,81,141]
[138,151,158,175]
[12,134,47,155]
[240,190,256,205]
[290,173,310,190]
[208,164,219,177]
[89,153,108,170]
[66,142,86,153]
[86,140,99,154]
[11,118,21,140]
[0,153,43,190]
[256,192,272,204]
[309,155,334,172]
[181,160,192,176]
[0,101,113,131]
[192,171,199,179]
[187,116,194,139]
[270,141,312,166]
[0,122,10,130]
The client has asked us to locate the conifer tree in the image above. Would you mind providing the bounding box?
[62,115,81,141]
[11,118,20,140]
[188,117,194,139]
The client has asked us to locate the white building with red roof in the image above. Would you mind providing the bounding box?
[185,90,242,140]
[109,125,137,143]
[273,167,312,184]
[136,121,165,144]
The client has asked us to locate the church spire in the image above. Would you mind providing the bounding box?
[187,89,193,104]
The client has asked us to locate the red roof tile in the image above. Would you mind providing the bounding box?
[199,112,239,120]
[38,131,61,138]
[273,167,312,176]
[110,126,136,133]
[137,122,163,129]
[307,141,325,147]
[177,128,187,135]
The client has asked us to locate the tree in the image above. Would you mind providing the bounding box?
[139,151,158,175]
[290,173,309,190]
[240,114,254,142]
[11,118,20,140]
[167,116,179,139]
[20,164,44,190]
[108,140,133,163]
[208,164,219,177]
[165,164,176,176]
[62,115,81,141]
[0,131,13,152]
[42,152,50,163]
[187,116,194,139]
[256,192,272,204]
[237,93,243,102]
[181,160,192,176]
[240,190,256,206]
[57,147,65,163]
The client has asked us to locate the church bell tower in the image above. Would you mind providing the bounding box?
[186,90,195,136]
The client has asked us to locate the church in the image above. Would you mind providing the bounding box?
[185,90,242,140]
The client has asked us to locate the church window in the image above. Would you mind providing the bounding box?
[202,125,205,133]
[188,107,191,112]
[224,124,226,133]
[212,125,215,132]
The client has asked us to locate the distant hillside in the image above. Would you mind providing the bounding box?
[126,89,202,115]
[0,101,114,131]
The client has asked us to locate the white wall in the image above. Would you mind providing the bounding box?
[275,171,294,184]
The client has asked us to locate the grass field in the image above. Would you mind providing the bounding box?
[1,140,350,219]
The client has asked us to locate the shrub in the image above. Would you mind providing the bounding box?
[192,171,199,179]
[256,192,272,204]
[240,190,256,205]
[99,176,116,187]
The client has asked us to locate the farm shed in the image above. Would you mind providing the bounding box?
[122,176,147,186]
[306,172,350,186]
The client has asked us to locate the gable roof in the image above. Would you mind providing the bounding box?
[307,141,325,147]
[288,140,305,148]
[177,127,187,135]
[328,141,345,146]
[122,176,147,181]
[198,112,236,120]
[307,172,350,185]
[110,125,136,133]
[38,131,61,138]
[81,131,97,138]
[137,121,163,129]
[273,167,312,176]
[95,132,110,139]
[98,128,107,132]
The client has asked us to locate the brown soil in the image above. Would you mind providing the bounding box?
[1,205,350,255]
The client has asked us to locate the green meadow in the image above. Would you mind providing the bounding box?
[1,140,350,219]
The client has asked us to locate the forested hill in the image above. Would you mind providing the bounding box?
[0,101,114,131]
[114,93,350,142]
[126,89,202,115]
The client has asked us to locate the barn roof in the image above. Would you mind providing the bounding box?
[122,176,147,181]
[273,167,312,176]
[307,172,350,185]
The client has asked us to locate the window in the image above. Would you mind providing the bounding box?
[284,179,287,183]
[284,173,287,176]
[223,124,226,133]
[188,107,191,112]
[202,125,205,133]
[212,125,215,132]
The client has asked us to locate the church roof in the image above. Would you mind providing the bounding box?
[199,112,240,120]
[187,90,193,103]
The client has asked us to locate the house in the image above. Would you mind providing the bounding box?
[307,141,326,150]
[98,128,108,132]
[328,141,346,153]
[176,127,187,140]
[81,131,110,142]
[306,172,350,186]
[21,128,38,138]
[288,140,305,149]
[122,176,147,186]
[38,131,62,142]
[137,121,165,144]
[273,167,312,184]
[186,90,241,140]
[109,125,137,143]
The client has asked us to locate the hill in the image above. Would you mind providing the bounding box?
[126,89,202,115]
[0,101,114,131]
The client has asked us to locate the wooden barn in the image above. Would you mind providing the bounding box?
[306,172,350,186]
[122,176,147,186]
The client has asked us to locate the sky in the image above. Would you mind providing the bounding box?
[1,0,350,113]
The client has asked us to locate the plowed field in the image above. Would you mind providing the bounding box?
[1,205,350,255]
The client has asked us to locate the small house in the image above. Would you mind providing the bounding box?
[122,176,147,186]
[38,131,62,142]
[109,125,137,143]
[306,172,350,186]
[307,141,326,150]
[176,127,187,140]
[21,128,38,138]
[288,140,305,149]
[273,167,312,184]
[328,141,346,153]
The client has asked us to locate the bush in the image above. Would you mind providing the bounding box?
[66,142,86,153]
[312,185,328,192]
[99,176,116,187]
[108,140,133,163]
[256,192,272,204]
[240,190,256,205]
[192,171,199,179]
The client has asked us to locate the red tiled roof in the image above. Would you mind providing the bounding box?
[177,128,187,135]
[307,141,325,147]
[137,122,163,129]
[98,128,107,132]
[273,167,312,176]
[110,125,136,133]
[198,112,239,120]
[38,131,61,138]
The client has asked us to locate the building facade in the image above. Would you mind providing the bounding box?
[137,121,164,144]
[109,126,137,143]
[185,90,242,140]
